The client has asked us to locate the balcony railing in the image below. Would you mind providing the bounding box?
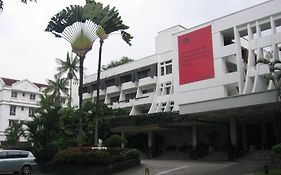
[134,95,153,106]
[121,81,137,91]
[138,76,157,87]
[106,85,120,94]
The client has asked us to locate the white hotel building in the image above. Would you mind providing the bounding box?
[0,78,48,143]
[0,77,78,143]
[83,0,281,153]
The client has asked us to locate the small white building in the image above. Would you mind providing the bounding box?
[0,77,79,143]
[0,78,47,143]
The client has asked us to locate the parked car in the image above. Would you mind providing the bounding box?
[0,149,36,174]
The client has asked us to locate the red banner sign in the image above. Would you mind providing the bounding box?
[178,25,214,85]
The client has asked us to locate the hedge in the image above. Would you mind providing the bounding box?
[51,147,139,166]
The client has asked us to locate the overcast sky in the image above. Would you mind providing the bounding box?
[0,0,267,83]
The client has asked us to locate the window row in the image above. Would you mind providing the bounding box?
[10,106,34,116]
[11,91,36,100]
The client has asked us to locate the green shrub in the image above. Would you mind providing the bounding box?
[103,135,127,147]
[272,143,281,154]
[51,147,139,166]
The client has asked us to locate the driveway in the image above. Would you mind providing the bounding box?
[113,159,268,175]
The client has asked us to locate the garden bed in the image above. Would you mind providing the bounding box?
[40,147,140,175]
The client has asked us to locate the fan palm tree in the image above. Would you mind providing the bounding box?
[56,52,79,107]
[83,0,133,145]
[44,74,69,105]
[45,5,99,144]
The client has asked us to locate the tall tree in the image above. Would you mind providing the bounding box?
[83,0,133,145]
[44,74,69,105]
[45,5,99,145]
[56,52,79,107]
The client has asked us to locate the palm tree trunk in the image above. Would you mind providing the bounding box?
[94,39,103,145]
[78,55,85,146]
[68,78,73,107]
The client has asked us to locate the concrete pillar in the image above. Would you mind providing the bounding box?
[261,123,268,150]
[121,132,125,148]
[192,125,198,149]
[241,123,248,150]
[148,131,153,158]
[230,117,237,146]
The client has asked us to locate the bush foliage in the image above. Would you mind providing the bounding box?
[272,143,281,154]
[51,147,139,166]
[103,135,127,147]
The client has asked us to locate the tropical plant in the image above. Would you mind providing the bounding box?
[0,0,35,13]
[45,5,100,144]
[102,56,134,70]
[26,93,62,161]
[56,52,79,107]
[44,74,69,105]
[83,0,133,145]
[4,121,26,145]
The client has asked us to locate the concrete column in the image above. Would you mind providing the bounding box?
[241,123,248,150]
[121,132,125,148]
[192,125,198,149]
[148,131,153,158]
[230,117,237,146]
[261,123,268,150]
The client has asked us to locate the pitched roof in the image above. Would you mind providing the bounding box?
[1,77,48,88]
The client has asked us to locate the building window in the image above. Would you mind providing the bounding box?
[120,74,132,83]
[61,98,66,104]
[10,106,16,116]
[142,88,154,94]
[22,93,25,97]
[110,96,119,104]
[125,92,136,102]
[9,120,18,127]
[29,108,33,116]
[137,69,150,79]
[169,101,174,111]
[161,103,167,112]
[105,79,116,88]
[30,94,36,100]
[11,91,17,98]
[160,60,172,76]
[165,82,173,95]
[21,107,24,111]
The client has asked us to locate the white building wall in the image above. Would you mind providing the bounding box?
[84,0,281,116]
[175,0,281,109]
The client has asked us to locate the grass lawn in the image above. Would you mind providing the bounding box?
[255,168,281,175]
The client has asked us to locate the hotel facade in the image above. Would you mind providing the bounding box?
[0,77,78,143]
[83,0,281,153]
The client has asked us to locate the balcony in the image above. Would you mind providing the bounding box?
[92,89,105,97]
[138,76,157,87]
[134,95,153,106]
[118,99,134,108]
[82,93,92,100]
[106,85,120,94]
[121,81,137,91]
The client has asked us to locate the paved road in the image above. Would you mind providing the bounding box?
[1,159,265,175]
[113,159,268,175]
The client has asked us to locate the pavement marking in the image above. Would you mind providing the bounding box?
[154,165,191,175]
